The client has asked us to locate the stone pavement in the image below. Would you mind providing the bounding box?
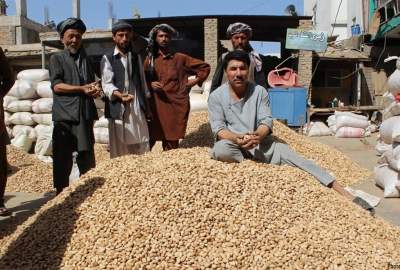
[310,133,400,226]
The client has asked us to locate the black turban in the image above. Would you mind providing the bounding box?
[57,17,87,37]
[112,20,133,35]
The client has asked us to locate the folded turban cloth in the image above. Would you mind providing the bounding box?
[148,24,177,41]
[57,17,87,37]
[226,22,252,39]
[112,20,133,35]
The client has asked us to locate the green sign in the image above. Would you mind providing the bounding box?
[285,28,328,52]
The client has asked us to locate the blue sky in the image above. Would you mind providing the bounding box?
[6,0,304,54]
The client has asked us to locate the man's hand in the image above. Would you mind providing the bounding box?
[82,83,100,97]
[186,78,199,90]
[151,81,163,91]
[236,134,257,150]
[121,93,134,103]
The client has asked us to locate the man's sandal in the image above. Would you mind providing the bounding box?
[353,197,375,216]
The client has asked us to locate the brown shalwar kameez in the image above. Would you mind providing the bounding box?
[144,52,210,145]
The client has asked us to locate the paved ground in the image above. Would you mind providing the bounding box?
[1,133,399,241]
[310,133,400,227]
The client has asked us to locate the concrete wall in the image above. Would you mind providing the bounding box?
[0,15,49,46]
[303,0,359,40]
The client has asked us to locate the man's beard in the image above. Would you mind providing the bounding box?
[233,44,251,52]
[66,45,79,54]
[117,43,130,53]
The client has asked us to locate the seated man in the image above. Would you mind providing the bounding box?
[208,50,374,213]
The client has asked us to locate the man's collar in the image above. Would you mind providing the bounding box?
[114,46,128,57]
[157,48,174,59]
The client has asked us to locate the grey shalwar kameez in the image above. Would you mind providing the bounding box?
[208,82,335,187]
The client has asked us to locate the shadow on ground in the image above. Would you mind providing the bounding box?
[0,177,105,269]
[0,193,54,240]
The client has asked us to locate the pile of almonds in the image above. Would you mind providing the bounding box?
[6,146,53,193]
[5,111,370,194]
[0,147,398,269]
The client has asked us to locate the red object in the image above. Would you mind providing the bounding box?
[396,94,400,102]
[267,68,300,88]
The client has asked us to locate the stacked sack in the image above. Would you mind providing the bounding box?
[4,69,53,160]
[326,111,370,138]
[93,97,109,145]
[189,77,211,112]
[303,121,332,137]
[374,66,400,197]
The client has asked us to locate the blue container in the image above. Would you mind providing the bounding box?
[268,87,307,126]
[351,24,361,36]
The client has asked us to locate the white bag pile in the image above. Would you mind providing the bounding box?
[374,89,400,197]
[326,111,370,138]
[93,97,108,144]
[303,121,332,137]
[4,69,53,157]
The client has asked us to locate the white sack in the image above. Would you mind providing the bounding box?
[190,93,208,112]
[11,134,33,153]
[34,124,52,138]
[94,127,109,144]
[329,124,337,134]
[376,140,393,155]
[383,101,400,120]
[6,99,33,112]
[374,164,400,197]
[4,111,11,126]
[380,116,400,144]
[335,115,369,129]
[335,127,366,138]
[3,95,18,108]
[327,114,336,127]
[31,113,52,125]
[9,112,35,126]
[17,69,49,82]
[387,69,400,96]
[8,80,38,99]
[203,80,212,97]
[378,145,400,171]
[12,125,36,141]
[305,121,332,137]
[35,126,53,156]
[32,98,53,113]
[334,111,368,120]
[94,116,108,128]
[36,81,53,98]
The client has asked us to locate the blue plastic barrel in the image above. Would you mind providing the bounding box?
[268,87,307,126]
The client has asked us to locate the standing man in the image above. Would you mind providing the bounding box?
[101,21,150,158]
[49,18,100,194]
[210,22,278,93]
[144,24,210,150]
[208,50,374,213]
[0,46,14,216]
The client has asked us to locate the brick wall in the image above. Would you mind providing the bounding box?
[0,25,15,45]
[297,20,313,92]
[204,18,218,80]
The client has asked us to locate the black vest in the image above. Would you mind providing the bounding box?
[104,50,147,119]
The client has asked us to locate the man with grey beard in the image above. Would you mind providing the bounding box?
[49,18,100,194]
